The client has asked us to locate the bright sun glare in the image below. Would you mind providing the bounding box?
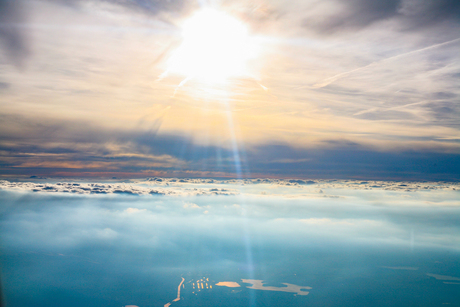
[167,8,259,84]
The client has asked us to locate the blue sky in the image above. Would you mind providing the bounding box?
[0,0,459,180]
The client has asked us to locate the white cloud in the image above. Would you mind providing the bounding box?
[125,208,147,213]
[183,202,200,209]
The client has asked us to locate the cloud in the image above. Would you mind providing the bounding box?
[95,227,118,239]
[247,143,460,181]
[313,37,460,88]
[1,184,459,306]
[0,0,30,68]
[0,1,459,181]
[302,0,400,34]
[0,180,240,196]
[1,178,458,198]
[397,0,460,27]
[97,0,190,15]
[0,0,192,68]
[301,0,460,34]
[125,207,147,213]
[1,181,459,261]
[183,202,200,209]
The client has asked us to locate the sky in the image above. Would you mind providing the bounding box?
[0,0,459,180]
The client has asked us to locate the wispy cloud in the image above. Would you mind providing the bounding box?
[0,0,459,180]
[313,37,460,88]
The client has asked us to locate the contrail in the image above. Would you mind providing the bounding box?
[172,76,191,97]
[353,100,431,116]
[257,82,268,91]
[312,37,460,89]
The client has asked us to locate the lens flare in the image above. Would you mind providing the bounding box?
[167,8,259,84]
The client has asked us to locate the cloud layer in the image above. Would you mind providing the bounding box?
[1,177,458,195]
[1,179,459,306]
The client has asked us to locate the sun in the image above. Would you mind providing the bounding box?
[166,8,259,84]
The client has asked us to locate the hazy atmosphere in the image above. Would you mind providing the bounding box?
[1,179,460,306]
[0,0,459,306]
